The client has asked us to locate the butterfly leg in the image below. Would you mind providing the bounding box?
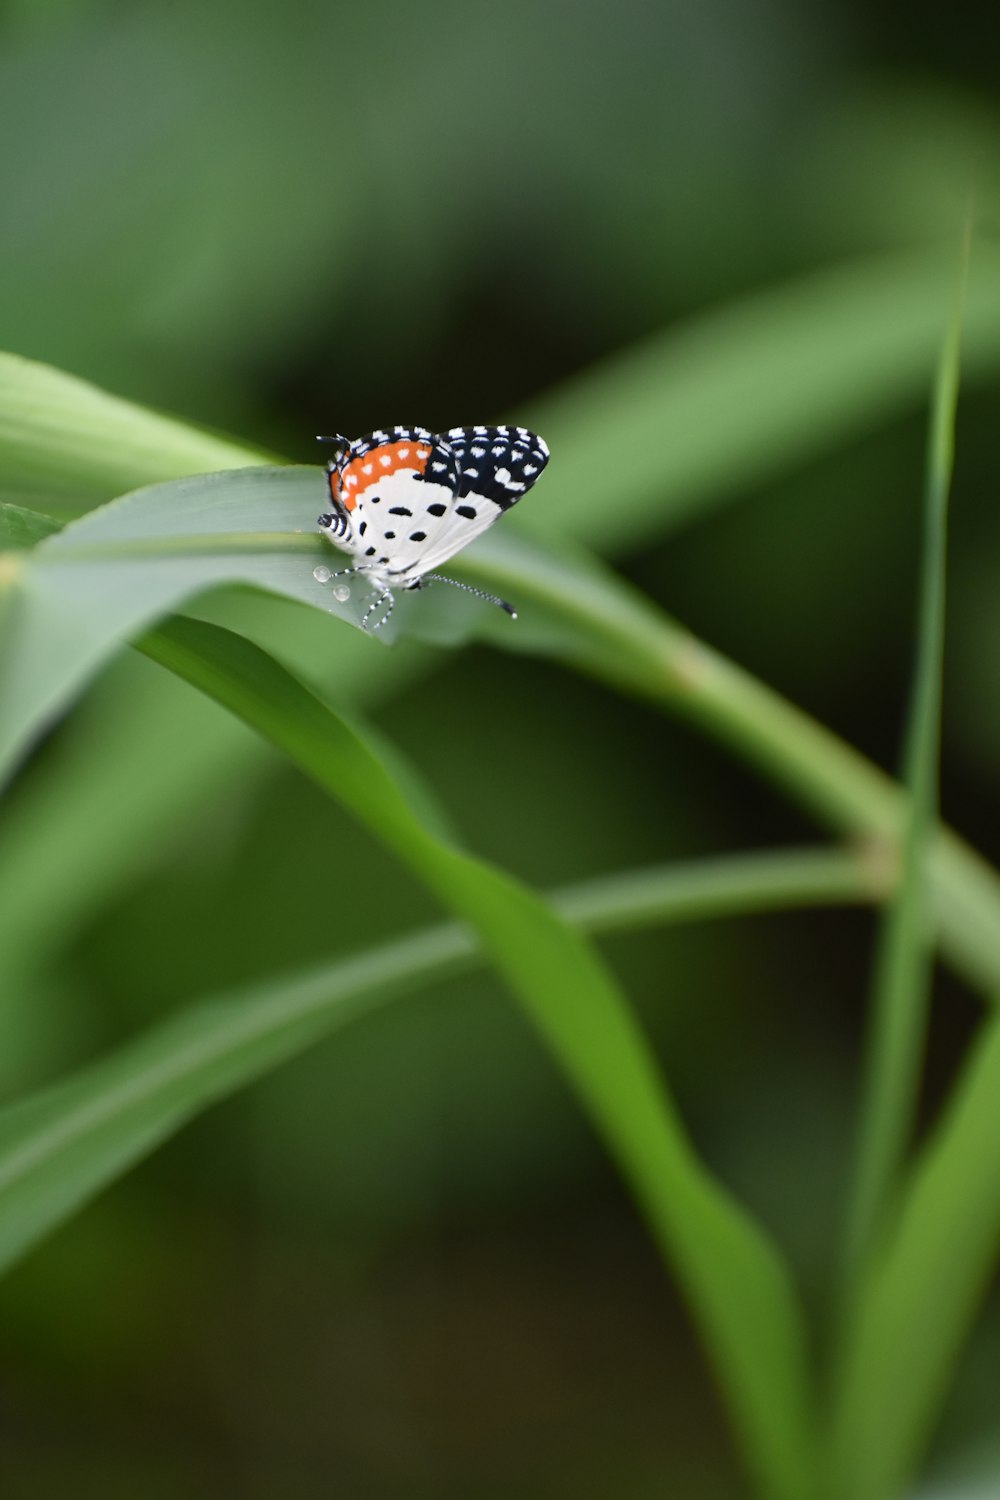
[362,587,395,633]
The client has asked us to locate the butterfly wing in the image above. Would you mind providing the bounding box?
[320,425,459,573]
[385,425,550,581]
[320,423,549,583]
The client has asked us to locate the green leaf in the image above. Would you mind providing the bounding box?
[0,841,877,1274]
[0,632,430,1033]
[0,502,61,550]
[3,466,1000,1014]
[831,220,982,1500]
[0,467,368,783]
[845,219,969,1271]
[8,248,1000,545]
[0,926,468,1278]
[556,845,880,933]
[0,350,267,511]
[830,1018,1000,1500]
[132,614,817,1500]
[466,526,1000,1004]
[524,247,1000,551]
[0,466,585,787]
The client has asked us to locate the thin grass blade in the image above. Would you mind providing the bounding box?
[832,218,976,1497]
[845,217,970,1274]
[0,841,878,1273]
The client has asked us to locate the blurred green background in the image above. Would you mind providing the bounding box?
[2,2,1000,1496]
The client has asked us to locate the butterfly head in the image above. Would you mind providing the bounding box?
[316,433,349,466]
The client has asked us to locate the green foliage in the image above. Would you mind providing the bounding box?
[831,1019,1000,1499]
[831,221,979,1499]
[2,237,1000,1500]
[0,841,876,1272]
[0,351,266,512]
[6,8,1000,1494]
[846,224,971,1273]
[527,249,1000,551]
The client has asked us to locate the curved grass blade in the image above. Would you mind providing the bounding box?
[3,467,1000,1008]
[523,247,1000,552]
[0,842,877,1273]
[135,614,817,1500]
[453,525,1000,1001]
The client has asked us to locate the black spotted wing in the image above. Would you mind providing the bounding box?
[320,423,548,584]
[382,424,549,581]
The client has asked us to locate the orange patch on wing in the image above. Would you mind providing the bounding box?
[336,440,431,511]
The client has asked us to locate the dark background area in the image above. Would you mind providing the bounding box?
[1,2,999,1495]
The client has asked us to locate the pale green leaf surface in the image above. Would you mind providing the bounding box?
[0,351,266,510]
[0,468,374,782]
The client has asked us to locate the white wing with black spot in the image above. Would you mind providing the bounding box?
[319,423,549,586]
[385,425,550,581]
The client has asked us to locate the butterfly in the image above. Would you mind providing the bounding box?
[316,423,550,631]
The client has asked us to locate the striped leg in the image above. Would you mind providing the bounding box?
[363,587,395,633]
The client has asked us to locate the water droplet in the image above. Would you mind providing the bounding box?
[312,565,331,584]
[333,584,351,603]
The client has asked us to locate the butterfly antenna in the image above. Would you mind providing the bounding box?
[424,574,517,619]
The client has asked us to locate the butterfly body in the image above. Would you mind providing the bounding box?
[317,424,549,630]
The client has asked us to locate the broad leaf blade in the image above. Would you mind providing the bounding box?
[0,466,541,784]
[0,468,359,782]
